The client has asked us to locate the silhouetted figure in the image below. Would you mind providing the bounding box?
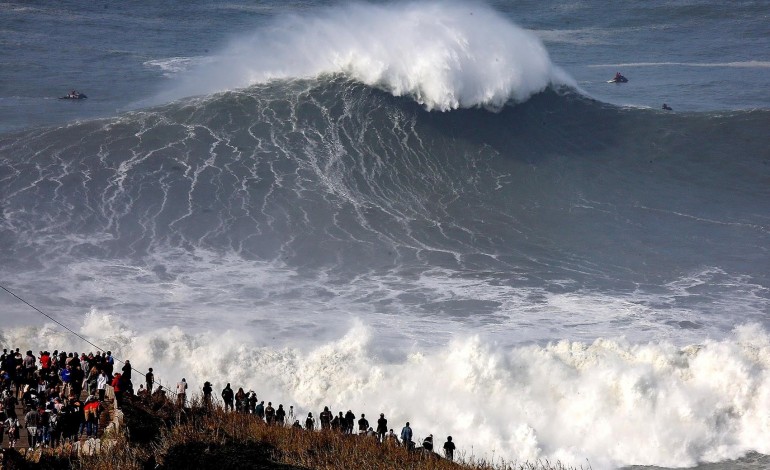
[443,436,456,461]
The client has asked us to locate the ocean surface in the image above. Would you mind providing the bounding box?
[1,1,769,468]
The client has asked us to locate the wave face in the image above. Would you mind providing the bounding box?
[1,76,770,468]
[161,2,572,110]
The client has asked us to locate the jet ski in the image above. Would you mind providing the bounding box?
[60,92,87,100]
[607,74,628,83]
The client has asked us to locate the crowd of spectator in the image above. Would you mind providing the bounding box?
[1,346,457,461]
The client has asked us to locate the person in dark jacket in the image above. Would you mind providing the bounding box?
[443,436,456,461]
[221,383,234,411]
[376,413,388,442]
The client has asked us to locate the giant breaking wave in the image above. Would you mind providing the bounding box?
[159,1,573,110]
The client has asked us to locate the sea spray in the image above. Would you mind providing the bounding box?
[161,1,573,109]
[4,315,770,469]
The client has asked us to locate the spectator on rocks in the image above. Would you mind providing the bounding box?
[386,429,400,446]
[235,387,246,413]
[5,415,20,448]
[97,370,108,401]
[319,406,332,430]
[255,401,265,420]
[401,422,413,449]
[331,412,341,431]
[83,395,100,437]
[122,360,133,384]
[265,402,276,424]
[37,407,50,447]
[221,383,234,412]
[176,378,187,407]
[104,351,114,377]
[422,433,434,451]
[443,436,456,461]
[305,412,315,431]
[376,413,388,442]
[276,404,286,425]
[70,364,85,397]
[202,381,213,408]
[247,392,257,414]
[111,373,124,408]
[86,363,99,395]
[145,367,154,393]
[344,410,355,434]
[25,406,40,448]
[358,413,369,435]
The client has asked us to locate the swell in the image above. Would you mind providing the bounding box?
[0,78,769,341]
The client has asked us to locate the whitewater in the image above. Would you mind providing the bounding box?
[2,1,770,469]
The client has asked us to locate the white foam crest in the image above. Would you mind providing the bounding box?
[5,316,770,468]
[165,1,572,110]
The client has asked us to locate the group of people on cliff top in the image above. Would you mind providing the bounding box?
[1,346,456,461]
[199,381,457,461]
[0,347,123,450]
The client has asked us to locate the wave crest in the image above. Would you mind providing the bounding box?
[165,1,572,110]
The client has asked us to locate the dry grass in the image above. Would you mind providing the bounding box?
[72,398,591,470]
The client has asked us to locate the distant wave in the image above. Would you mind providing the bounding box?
[160,1,574,110]
[589,61,770,68]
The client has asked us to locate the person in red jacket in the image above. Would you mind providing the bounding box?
[111,373,123,408]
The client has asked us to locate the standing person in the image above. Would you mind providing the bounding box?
[275,404,286,425]
[400,422,413,450]
[0,408,6,448]
[443,436,456,461]
[97,371,108,402]
[344,410,355,434]
[376,413,388,442]
[288,405,295,423]
[319,406,332,430]
[221,383,234,412]
[83,395,100,437]
[235,388,246,413]
[111,373,124,408]
[247,392,257,414]
[265,402,276,424]
[305,412,315,431]
[358,413,369,435]
[176,378,187,407]
[121,360,133,392]
[255,401,265,420]
[145,368,154,393]
[25,407,40,448]
[202,381,213,408]
[5,415,20,448]
[104,351,114,377]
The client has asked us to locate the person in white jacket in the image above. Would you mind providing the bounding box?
[97,371,108,401]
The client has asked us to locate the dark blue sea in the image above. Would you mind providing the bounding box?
[1,1,769,468]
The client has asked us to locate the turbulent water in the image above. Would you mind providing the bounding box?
[1,1,770,469]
